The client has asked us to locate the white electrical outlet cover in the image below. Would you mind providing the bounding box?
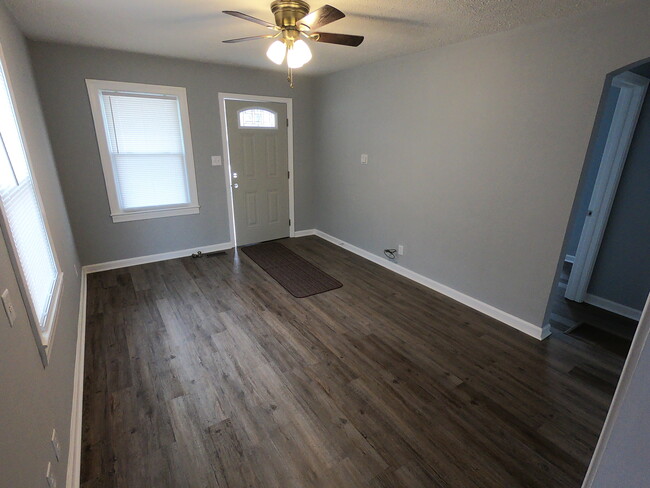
[211,155,222,166]
[398,245,404,256]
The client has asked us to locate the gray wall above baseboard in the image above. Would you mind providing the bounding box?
[312,0,650,328]
[27,42,317,265]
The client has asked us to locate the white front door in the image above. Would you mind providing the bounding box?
[225,100,290,246]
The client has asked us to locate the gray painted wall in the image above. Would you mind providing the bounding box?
[588,86,650,311]
[565,85,620,257]
[0,4,81,487]
[28,42,316,266]
[313,0,650,329]
[590,296,650,488]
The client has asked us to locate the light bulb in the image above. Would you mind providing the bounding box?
[286,40,312,69]
[266,40,286,65]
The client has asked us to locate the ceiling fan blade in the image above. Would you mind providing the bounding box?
[312,32,364,47]
[299,5,345,31]
[223,35,277,44]
[222,11,277,30]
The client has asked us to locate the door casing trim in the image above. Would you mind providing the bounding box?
[565,72,649,302]
[218,92,295,246]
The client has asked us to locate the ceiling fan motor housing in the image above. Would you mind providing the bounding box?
[271,0,310,29]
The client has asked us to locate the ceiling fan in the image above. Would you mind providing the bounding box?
[223,1,364,86]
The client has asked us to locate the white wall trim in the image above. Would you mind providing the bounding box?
[582,294,650,487]
[585,293,642,321]
[293,229,316,238]
[218,92,295,244]
[85,79,201,224]
[304,229,549,340]
[84,241,233,274]
[65,270,87,488]
[0,44,65,367]
[110,204,200,223]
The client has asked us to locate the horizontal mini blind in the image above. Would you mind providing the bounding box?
[0,62,58,330]
[100,92,190,210]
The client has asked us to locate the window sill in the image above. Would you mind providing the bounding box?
[34,272,64,367]
[111,205,200,223]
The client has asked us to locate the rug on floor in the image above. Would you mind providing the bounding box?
[241,241,343,298]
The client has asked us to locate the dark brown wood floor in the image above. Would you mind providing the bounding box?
[549,261,637,345]
[81,236,624,488]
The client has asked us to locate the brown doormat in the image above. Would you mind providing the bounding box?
[241,241,342,298]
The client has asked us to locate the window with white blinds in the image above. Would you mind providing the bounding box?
[0,47,62,355]
[86,81,199,222]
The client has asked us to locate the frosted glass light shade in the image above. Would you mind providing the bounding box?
[266,40,286,65]
[287,40,312,69]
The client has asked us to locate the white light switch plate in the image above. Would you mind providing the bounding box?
[2,289,17,326]
[361,154,368,165]
[211,155,222,166]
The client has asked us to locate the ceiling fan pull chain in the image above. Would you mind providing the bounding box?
[288,66,294,88]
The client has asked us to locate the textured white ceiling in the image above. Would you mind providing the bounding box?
[4,0,629,74]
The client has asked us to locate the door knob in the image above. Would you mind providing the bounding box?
[232,183,239,189]
[232,172,238,179]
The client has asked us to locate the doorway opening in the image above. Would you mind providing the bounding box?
[218,93,295,247]
[544,62,650,352]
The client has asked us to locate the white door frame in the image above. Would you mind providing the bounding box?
[565,72,649,302]
[218,92,295,246]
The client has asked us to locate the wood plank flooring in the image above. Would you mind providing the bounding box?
[81,236,625,487]
[549,260,637,344]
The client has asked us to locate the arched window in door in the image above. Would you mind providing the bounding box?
[237,108,277,129]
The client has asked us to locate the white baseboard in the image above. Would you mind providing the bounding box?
[66,270,87,488]
[585,293,642,321]
[293,229,317,238]
[310,229,549,340]
[83,241,233,274]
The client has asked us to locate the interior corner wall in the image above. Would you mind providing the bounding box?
[0,4,82,487]
[27,42,317,266]
[312,0,650,329]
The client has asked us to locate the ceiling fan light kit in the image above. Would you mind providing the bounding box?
[266,40,287,64]
[223,1,364,87]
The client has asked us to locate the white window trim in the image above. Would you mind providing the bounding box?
[85,79,200,223]
[0,44,64,366]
